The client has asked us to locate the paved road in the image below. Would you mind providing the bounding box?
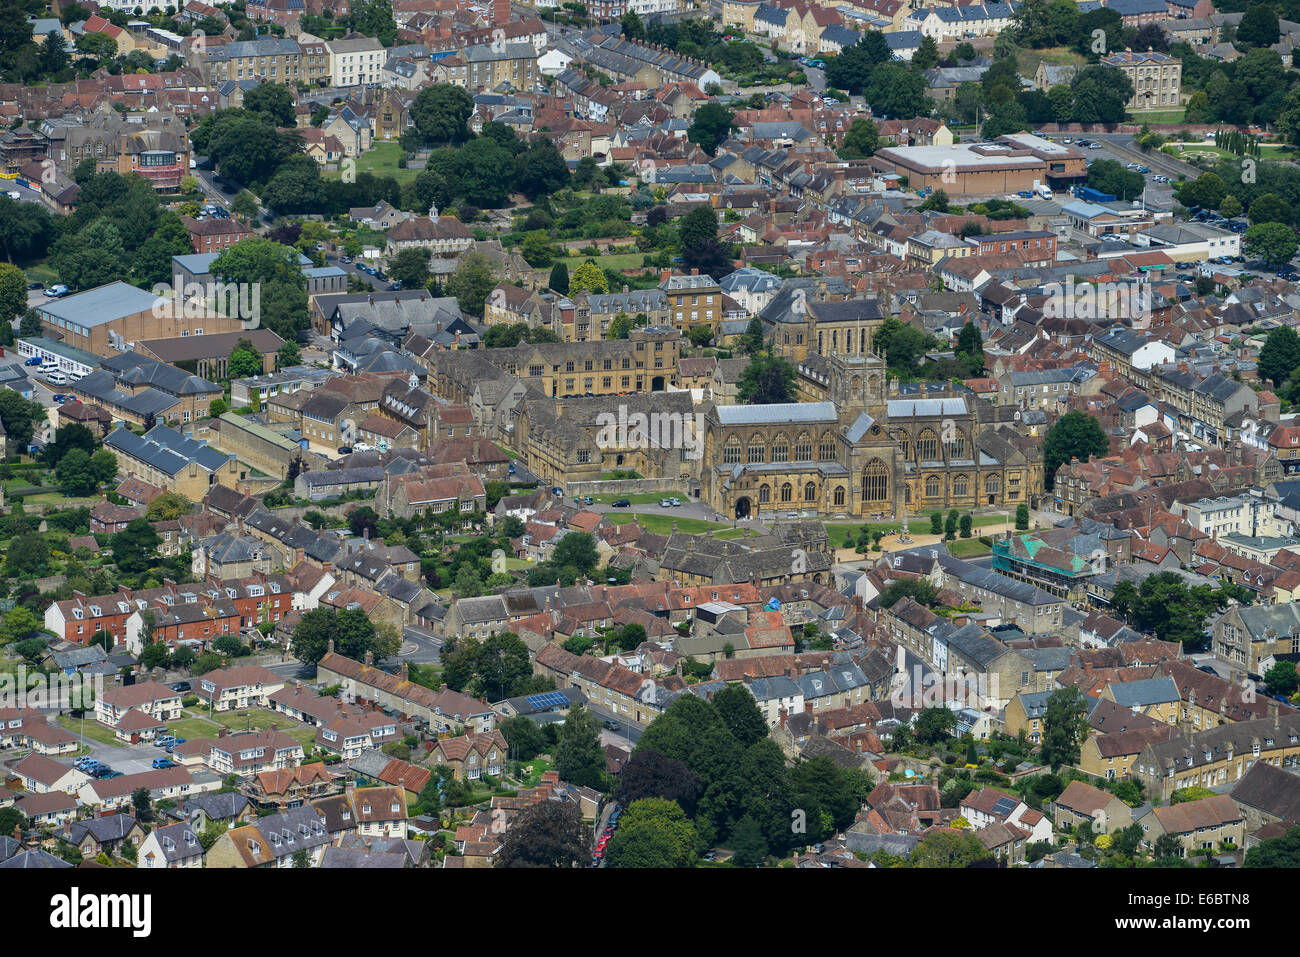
[585,700,643,745]
[401,625,444,665]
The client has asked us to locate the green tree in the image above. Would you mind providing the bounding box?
[553,704,606,790]
[956,320,984,375]
[728,813,769,866]
[959,513,972,538]
[496,799,589,867]
[738,315,765,354]
[110,518,161,575]
[737,353,798,404]
[606,797,697,868]
[615,747,704,815]
[474,632,533,701]
[687,103,735,156]
[210,237,308,341]
[678,204,719,250]
[519,230,557,268]
[839,118,880,160]
[713,684,768,747]
[277,340,302,368]
[1244,824,1300,867]
[242,81,296,127]
[132,786,154,825]
[1245,222,1299,267]
[569,260,609,296]
[446,252,496,317]
[548,262,570,295]
[389,247,432,289]
[55,448,100,496]
[914,707,957,744]
[227,339,263,380]
[0,262,25,325]
[1043,410,1108,490]
[1237,4,1280,47]
[1248,192,1293,227]
[1016,503,1030,530]
[1265,660,1298,697]
[1259,326,1300,387]
[409,84,475,145]
[1040,686,1089,771]
[911,828,993,867]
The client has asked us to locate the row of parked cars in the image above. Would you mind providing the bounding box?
[592,804,622,866]
[74,757,123,780]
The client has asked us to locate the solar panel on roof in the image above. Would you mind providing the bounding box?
[525,691,569,711]
[991,796,1019,817]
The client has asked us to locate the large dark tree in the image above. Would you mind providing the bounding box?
[686,103,734,156]
[1043,410,1109,490]
[496,800,589,868]
[554,704,606,790]
[712,685,768,747]
[409,84,475,146]
[1039,686,1089,771]
[615,747,704,816]
[737,353,798,404]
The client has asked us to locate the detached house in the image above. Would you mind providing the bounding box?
[428,730,508,781]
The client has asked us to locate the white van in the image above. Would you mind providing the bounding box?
[45,370,68,385]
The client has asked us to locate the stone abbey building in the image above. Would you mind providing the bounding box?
[700,353,1044,520]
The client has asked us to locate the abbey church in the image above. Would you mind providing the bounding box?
[700,352,1044,521]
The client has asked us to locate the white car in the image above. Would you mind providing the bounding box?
[5,190,19,200]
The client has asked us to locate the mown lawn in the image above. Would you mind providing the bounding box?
[321,141,422,185]
[556,252,646,271]
[165,716,223,741]
[825,513,1008,544]
[1129,108,1185,124]
[206,708,319,750]
[604,513,731,535]
[948,538,993,558]
[56,716,120,747]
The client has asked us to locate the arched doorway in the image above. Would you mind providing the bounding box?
[735,497,751,520]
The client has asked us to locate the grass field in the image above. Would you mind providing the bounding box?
[948,538,993,558]
[166,716,223,741]
[1129,109,1186,124]
[321,141,421,186]
[605,512,731,535]
[205,708,320,750]
[556,252,646,271]
[825,513,1009,544]
[56,716,120,747]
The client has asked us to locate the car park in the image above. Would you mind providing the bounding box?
[92,766,117,779]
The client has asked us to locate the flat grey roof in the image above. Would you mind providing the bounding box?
[38,281,160,327]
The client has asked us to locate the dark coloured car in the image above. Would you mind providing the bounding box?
[171,681,191,693]
[611,499,631,508]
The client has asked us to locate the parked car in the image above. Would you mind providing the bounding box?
[669,497,681,506]
[26,281,42,290]
[151,758,176,770]
[603,719,620,731]
[23,356,40,366]
[51,394,66,403]
[659,498,672,507]
[170,681,191,693]
[74,758,102,772]
[154,735,175,748]
[92,766,117,779]
[611,499,631,508]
